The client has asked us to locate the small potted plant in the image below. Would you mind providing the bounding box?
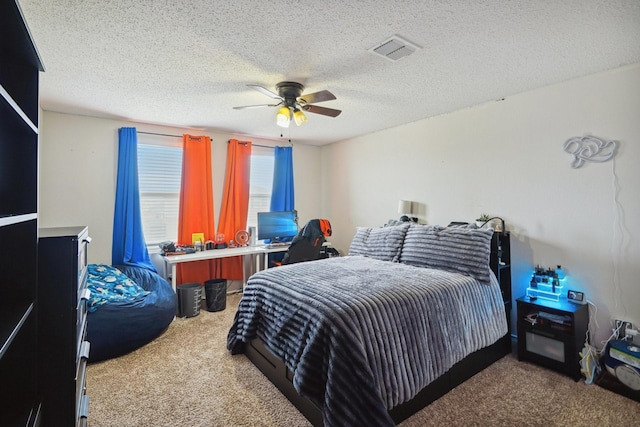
[475,214,492,228]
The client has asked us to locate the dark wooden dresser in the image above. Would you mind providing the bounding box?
[38,226,91,426]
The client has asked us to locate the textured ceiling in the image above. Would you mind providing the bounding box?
[18,0,640,145]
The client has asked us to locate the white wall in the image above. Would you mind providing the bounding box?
[38,113,322,267]
[321,63,640,344]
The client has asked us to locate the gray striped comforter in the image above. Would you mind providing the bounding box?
[227,256,507,426]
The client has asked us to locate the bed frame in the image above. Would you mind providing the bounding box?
[243,232,512,426]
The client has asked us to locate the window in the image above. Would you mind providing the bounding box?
[247,145,274,228]
[137,136,182,246]
[137,136,273,246]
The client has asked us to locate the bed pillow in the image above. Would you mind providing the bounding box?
[348,223,410,262]
[87,264,150,312]
[348,227,371,257]
[400,224,494,283]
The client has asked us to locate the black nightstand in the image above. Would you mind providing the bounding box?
[516,296,589,381]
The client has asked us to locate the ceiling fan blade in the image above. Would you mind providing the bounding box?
[302,104,342,117]
[233,103,281,110]
[299,90,336,104]
[247,84,282,100]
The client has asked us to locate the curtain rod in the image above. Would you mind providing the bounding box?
[136,131,182,138]
[136,131,279,149]
[229,140,274,149]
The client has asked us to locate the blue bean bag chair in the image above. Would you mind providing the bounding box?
[86,264,177,362]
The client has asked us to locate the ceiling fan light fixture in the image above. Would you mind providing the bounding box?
[276,106,291,128]
[293,108,307,126]
[236,82,341,126]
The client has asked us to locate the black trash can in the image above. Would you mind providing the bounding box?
[203,279,227,312]
[177,282,202,318]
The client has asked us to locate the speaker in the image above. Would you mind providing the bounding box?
[248,226,257,245]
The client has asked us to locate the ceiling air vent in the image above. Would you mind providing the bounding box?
[369,35,420,62]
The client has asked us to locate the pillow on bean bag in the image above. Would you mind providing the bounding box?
[87,264,150,312]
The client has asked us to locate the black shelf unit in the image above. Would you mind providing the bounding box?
[490,232,512,348]
[517,296,589,381]
[0,1,44,425]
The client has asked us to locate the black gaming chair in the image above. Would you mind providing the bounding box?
[281,219,332,265]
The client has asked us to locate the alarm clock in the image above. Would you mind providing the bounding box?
[567,289,585,304]
[604,340,640,391]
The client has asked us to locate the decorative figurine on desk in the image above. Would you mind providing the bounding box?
[214,233,227,249]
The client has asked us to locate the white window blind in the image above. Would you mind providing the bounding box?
[137,137,183,246]
[247,145,274,228]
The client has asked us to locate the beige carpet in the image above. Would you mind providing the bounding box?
[87,294,640,426]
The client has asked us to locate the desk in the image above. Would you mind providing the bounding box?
[162,245,289,292]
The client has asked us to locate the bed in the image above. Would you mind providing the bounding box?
[227,223,512,426]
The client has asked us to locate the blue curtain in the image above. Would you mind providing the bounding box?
[270,146,295,211]
[268,146,295,259]
[112,127,156,272]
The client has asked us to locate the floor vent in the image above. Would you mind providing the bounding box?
[369,35,420,62]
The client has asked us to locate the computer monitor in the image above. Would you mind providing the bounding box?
[257,210,298,242]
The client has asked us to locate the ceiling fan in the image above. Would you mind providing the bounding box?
[233,81,341,128]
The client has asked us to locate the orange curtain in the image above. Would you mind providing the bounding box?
[176,134,216,284]
[215,139,252,280]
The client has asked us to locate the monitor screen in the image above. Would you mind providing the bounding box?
[257,210,298,242]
